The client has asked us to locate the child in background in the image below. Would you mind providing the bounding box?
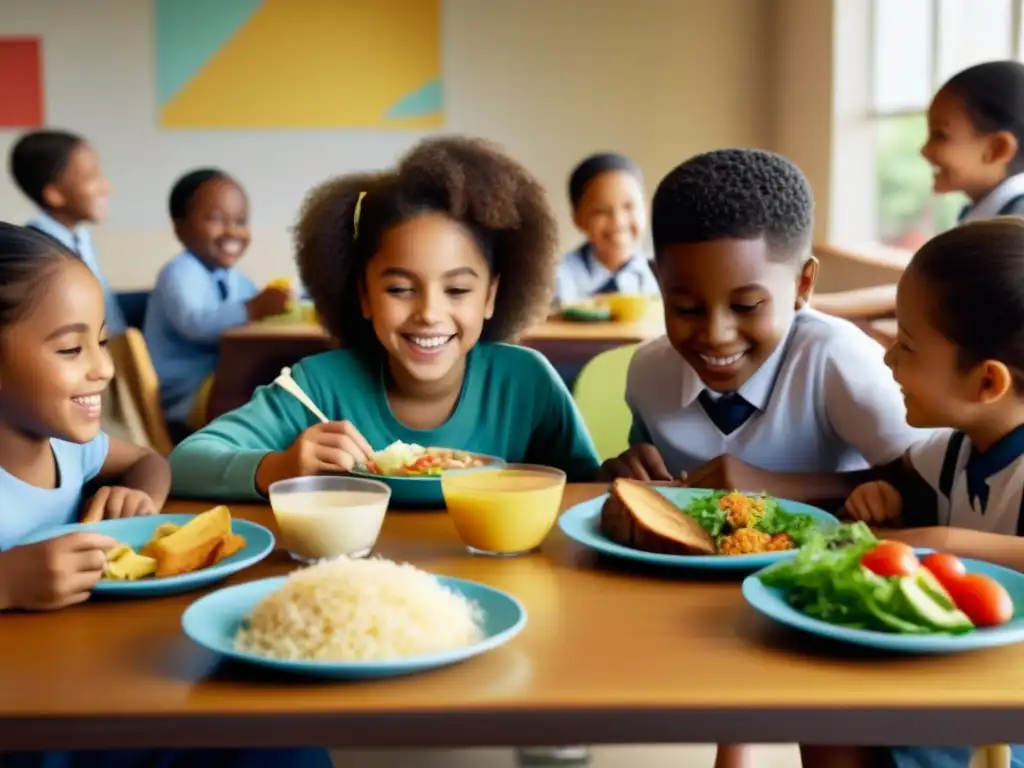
[554,152,657,305]
[9,130,126,336]
[168,136,599,498]
[143,168,290,443]
[802,218,1024,767]
[923,60,1024,222]
[0,224,330,768]
[9,130,136,444]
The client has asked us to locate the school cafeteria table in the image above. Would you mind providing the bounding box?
[206,315,665,421]
[2,485,1022,751]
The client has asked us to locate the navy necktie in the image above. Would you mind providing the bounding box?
[216,278,228,301]
[698,391,757,435]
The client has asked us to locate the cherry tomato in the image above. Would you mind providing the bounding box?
[949,574,1014,627]
[921,553,966,591]
[861,541,919,578]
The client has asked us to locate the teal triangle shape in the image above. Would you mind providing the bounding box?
[385,78,443,120]
[155,0,265,106]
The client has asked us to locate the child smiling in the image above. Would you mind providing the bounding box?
[168,137,599,499]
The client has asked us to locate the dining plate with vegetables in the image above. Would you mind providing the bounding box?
[742,523,1024,652]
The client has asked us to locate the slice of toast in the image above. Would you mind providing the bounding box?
[600,479,716,556]
[152,506,232,577]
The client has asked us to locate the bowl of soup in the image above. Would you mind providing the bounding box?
[267,476,391,562]
[440,464,567,556]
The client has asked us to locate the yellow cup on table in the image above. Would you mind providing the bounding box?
[265,277,295,316]
[441,464,566,556]
[599,293,651,322]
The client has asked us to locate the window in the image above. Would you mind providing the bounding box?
[870,0,1022,248]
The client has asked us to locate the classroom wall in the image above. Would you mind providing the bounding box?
[0,0,774,289]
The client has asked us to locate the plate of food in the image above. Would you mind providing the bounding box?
[20,506,275,597]
[350,440,504,507]
[743,523,1024,652]
[182,556,527,679]
[557,479,839,571]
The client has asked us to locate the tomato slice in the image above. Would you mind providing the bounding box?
[921,553,966,591]
[861,541,919,578]
[949,573,1014,627]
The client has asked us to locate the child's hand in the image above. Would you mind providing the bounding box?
[843,480,902,524]
[680,454,772,493]
[599,444,674,482]
[0,532,117,611]
[275,421,375,481]
[80,487,159,524]
[246,286,292,321]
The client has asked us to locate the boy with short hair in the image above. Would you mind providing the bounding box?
[602,148,927,493]
[554,152,658,304]
[9,130,126,335]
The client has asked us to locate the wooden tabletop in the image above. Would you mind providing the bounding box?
[4,485,1022,751]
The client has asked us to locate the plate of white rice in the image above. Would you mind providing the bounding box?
[181,557,527,679]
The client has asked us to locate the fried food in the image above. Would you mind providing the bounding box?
[100,507,248,581]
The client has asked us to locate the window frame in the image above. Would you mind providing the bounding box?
[867,0,1024,120]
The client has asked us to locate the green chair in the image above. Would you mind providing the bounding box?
[572,344,639,462]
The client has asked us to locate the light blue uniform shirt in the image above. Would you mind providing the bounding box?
[0,434,109,550]
[143,250,257,424]
[554,244,659,304]
[27,212,127,335]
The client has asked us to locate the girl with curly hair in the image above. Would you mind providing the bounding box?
[169,136,600,498]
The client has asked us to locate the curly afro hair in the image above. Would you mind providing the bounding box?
[650,148,814,262]
[295,136,559,354]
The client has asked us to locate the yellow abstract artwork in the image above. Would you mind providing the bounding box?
[155,0,442,129]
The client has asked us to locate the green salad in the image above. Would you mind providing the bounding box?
[684,490,820,547]
[758,523,977,634]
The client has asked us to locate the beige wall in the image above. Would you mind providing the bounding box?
[0,0,775,289]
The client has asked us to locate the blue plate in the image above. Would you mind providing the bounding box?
[557,487,840,571]
[20,514,275,597]
[350,454,505,508]
[182,575,527,679]
[743,557,1024,653]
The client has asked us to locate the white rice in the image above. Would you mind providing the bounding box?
[234,557,485,661]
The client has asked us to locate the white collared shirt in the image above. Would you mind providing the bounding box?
[554,244,659,304]
[960,173,1024,222]
[908,428,1024,536]
[27,212,127,334]
[626,308,931,475]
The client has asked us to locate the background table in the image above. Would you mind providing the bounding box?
[2,485,1022,751]
[206,316,665,421]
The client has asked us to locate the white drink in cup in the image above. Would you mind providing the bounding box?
[268,476,391,562]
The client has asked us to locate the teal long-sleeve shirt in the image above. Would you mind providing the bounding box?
[169,343,601,500]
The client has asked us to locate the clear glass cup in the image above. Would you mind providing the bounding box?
[441,464,566,557]
[268,476,391,563]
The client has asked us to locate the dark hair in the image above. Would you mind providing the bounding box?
[295,136,559,354]
[650,148,814,262]
[0,222,80,329]
[910,217,1024,387]
[941,60,1024,174]
[568,153,642,209]
[168,168,234,220]
[8,130,86,209]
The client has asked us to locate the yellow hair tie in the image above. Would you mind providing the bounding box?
[353,191,367,239]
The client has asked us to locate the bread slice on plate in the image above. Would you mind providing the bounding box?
[600,479,716,556]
